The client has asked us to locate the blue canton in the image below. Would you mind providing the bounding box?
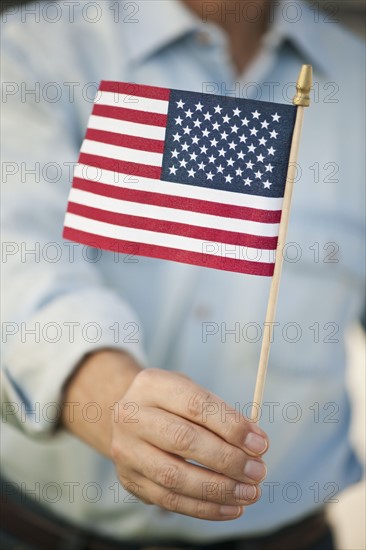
[161,90,296,198]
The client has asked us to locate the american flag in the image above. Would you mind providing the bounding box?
[63,81,296,276]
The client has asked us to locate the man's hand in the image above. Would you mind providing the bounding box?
[62,352,269,521]
[111,368,268,521]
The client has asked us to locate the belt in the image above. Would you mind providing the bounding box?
[0,489,331,550]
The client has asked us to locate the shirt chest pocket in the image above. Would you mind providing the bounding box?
[268,211,365,375]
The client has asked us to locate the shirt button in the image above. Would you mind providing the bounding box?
[195,31,211,45]
[194,304,212,319]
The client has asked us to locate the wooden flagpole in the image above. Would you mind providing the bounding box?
[250,65,313,421]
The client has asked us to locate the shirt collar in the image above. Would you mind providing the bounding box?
[122,0,200,63]
[122,0,334,76]
[268,0,334,76]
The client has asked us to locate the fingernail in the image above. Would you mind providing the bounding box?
[244,432,268,455]
[244,460,267,481]
[235,484,257,501]
[220,505,242,517]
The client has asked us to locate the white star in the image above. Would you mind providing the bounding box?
[237,151,245,160]
[185,109,193,118]
[252,110,261,119]
[200,145,208,154]
[181,142,189,152]
[263,179,272,189]
[257,153,265,163]
[270,130,278,139]
[265,163,274,172]
[179,159,187,168]
[175,116,183,126]
[176,99,185,109]
[218,147,226,157]
[198,161,206,171]
[259,137,267,146]
[195,102,203,111]
[173,132,181,142]
[228,141,237,150]
[267,146,276,156]
[221,131,228,140]
[190,152,198,161]
[206,171,214,180]
[261,120,269,129]
[227,158,235,167]
[225,174,233,183]
[244,177,252,186]
[193,118,202,128]
[223,114,230,124]
[241,117,249,126]
[202,128,210,138]
[255,170,263,179]
[239,134,247,143]
[204,111,212,121]
[250,127,258,136]
[188,168,196,178]
[233,107,241,117]
[231,124,239,133]
[171,149,179,159]
[169,166,178,175]
[212,121,220,131]
[236,167,243,176]
[210,137,218,147]
[246,160,254,169]
[248,144,256,153]
[214,105,223,114]
[192,136,200,145]
[208,154,216,164]
[272,113,281,122]
[216,164,224,174]
[183,125,192,135]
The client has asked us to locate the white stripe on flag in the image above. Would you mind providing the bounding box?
[64,213,276,264]
[87,115,167,141]
[95,91,169,114]
[68,188,279,237]
[80,140,163,166]
[74,164,284,211]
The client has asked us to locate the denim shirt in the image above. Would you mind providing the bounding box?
[1,0,365,542]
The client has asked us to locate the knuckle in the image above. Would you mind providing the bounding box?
[161,490,181,512]
[221,413,242,440]
[194,498,210,518]
[218,446,238,472]
[172,423,196,452]
[156,463,180,489]
[134,367,160,387]
[187,391,212,419]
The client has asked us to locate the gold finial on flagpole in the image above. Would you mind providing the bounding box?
[293,64,313,107]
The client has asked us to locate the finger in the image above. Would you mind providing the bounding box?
[120,471,245,521]
[125,438,261,506]
[133,369,268,457]
[134,406,267,484]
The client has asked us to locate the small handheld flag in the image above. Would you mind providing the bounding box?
[63,65,312,418]
[63,80,298,276]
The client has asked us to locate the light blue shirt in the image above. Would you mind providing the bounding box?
[1,0,365,542]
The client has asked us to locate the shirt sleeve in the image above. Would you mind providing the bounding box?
[1,22,147,439]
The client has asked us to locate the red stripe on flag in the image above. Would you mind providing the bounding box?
[72,178,282,224]
[85,129,165,153]
[78,154,162,180]
[67,202,278,250]
[63,227,275,276]
[92,104,167,127]
[99,81,170,101]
